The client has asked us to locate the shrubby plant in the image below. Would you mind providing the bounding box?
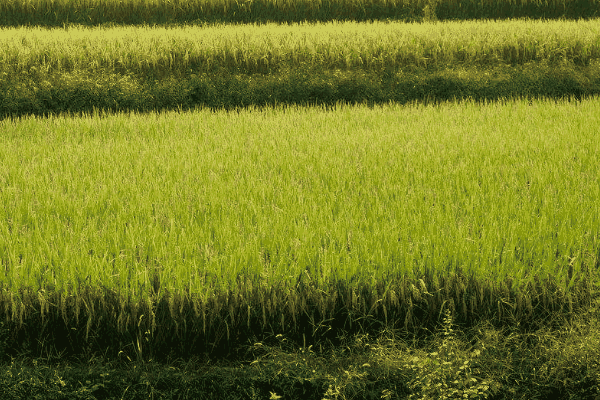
[405,308,498,400]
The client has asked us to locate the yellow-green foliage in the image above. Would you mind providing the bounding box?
[1,19,599,81]
[1,19,598,118]
[405,309,497,400]
[0,98,598,339]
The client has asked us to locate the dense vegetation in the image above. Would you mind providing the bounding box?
[1,0,600,398]
[0,0,598,26]
[2,98,600,398]
[1,19,600,120]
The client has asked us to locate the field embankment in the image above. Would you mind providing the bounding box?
[1,19,600,120]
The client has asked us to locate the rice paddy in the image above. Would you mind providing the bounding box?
[1,2,600,397]
[2,19,600,79]
[1,98,599,341]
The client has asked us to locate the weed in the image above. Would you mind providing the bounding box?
[405,308,500,400]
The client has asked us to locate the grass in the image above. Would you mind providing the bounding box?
[2,97,599,301]
[0,0,596,26]
[2,19,599,79]
[0,0,426,26]
[2,4,600,398]
[0,97,599,366]
[0,302,598,399]
[1,19,599,119]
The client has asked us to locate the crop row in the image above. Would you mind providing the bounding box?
[0,0,597,26]
[2,19,600,80]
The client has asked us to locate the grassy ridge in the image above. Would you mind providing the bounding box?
[0,308,598,399]
[2,61,598,119]
[1,98,598,362]
[1,19,600,119]
[0,0,597,27]
[1,307,599,400]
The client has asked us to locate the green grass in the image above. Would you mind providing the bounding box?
[1,72,600,398]
[0,0,425,26]
[2,19,599,119]
[0,304,599,399]
[2,5,600,398]
[0,97,598,360]
[0,0,597,26]
[2,19,599,79]
[2,97,598,301]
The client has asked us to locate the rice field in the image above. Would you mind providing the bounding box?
[1,1,599,396]
[2,19,599,79]
[1,97,599,357]
[0,0,597,26]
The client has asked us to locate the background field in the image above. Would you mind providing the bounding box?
[0,0,598,26]
[2,19,600,119]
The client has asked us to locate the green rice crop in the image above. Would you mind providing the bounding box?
[1,97,599,309]
[0,0,596,26]
[1,19,599,81]
[0,0,420,27]
[0,0,422,26]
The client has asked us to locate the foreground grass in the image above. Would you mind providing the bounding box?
[1,303,599,399]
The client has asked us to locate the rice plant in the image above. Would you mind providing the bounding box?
[1,19,598,80]
[0,97,598,347]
